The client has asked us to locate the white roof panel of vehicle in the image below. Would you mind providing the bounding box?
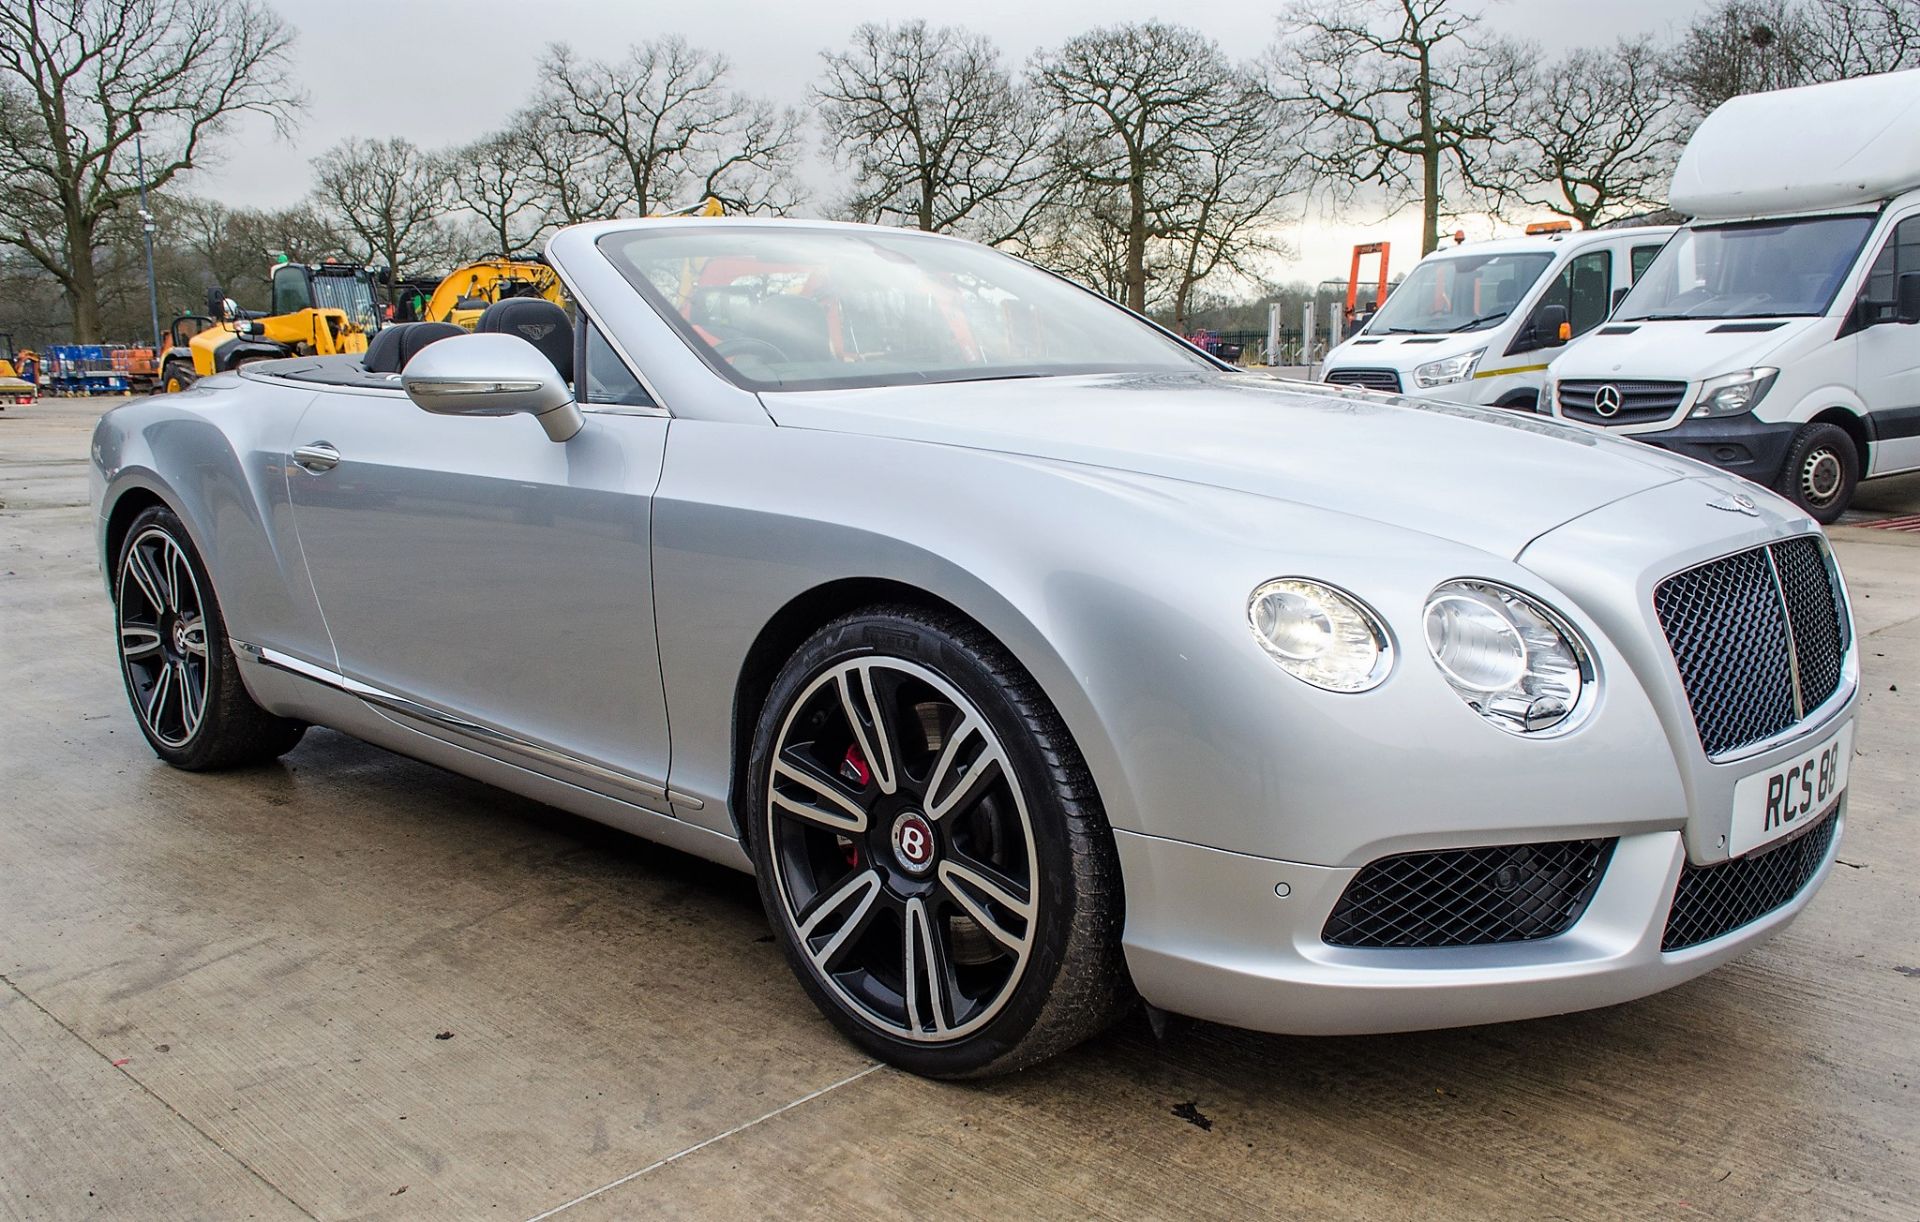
[1670,68,1920,220]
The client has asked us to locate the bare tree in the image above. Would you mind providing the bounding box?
[1160,87,1298,331]
[1034,22,1282,313]
[1669,1,1812,115]
[513,100,630,229]
[539,38,802,216]
[449,124,547,256]
[1270,0,1529,255]
[1511,37,1686,228]
[816,21,1052,243]
[0,0,300,339]
[1801,0,1920,77]
[311,137,455,281]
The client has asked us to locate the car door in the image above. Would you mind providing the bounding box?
[1855,213,1920,474]
[284,321,672,801]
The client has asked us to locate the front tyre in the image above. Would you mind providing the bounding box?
[748,607,1129,1078]
[1777,422,1859,524]
[114,505,306,769]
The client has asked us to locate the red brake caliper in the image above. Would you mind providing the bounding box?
[839,744,870,866]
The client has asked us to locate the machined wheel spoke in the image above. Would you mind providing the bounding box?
[771,755,869,833]
[177,661,205,735]
[838,663,899,795]
[179,618,208,657]
[124,545,168,613]
[144,662,174,729]
[795,868,884,971]
[119,625,162,660]
[936,859,1034,953]
[924,714,1005,822]
[903,897,953,1036]
[162,540,188,613]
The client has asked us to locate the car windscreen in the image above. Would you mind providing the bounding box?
[597,226,1213,391]
[1363,251,1554,335]
[1613,215,1875,321]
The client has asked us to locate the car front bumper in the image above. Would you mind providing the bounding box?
[1114,803,1842,1035]
[1616,413,1800,487]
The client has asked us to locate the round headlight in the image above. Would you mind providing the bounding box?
[1423,581,1593,734]
[1249,578,1393,693]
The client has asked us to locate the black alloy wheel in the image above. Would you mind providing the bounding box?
[114,505,306,769]
[748,607,1129,1078]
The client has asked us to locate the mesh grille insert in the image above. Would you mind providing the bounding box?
[1654,539,1849,758]
[1323,838,1615,949]
[1662,809,1837,951]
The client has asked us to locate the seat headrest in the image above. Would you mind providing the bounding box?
[363,322,466,374]
[476,298,573,382]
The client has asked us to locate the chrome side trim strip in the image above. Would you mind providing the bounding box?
[236,641,672,806]
[666,789,706,811]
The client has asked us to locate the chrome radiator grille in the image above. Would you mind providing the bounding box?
[1653,538,1850,758]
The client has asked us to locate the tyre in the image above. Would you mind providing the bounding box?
[748,606,1129,1078]
[113,505,306,769]
[161,360,194,394]
[1776,422,1859,524]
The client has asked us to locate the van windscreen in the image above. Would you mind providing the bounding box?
[1614,215,1874,321]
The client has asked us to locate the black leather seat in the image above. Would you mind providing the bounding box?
[363,322,465,374]
[476,298,573,382]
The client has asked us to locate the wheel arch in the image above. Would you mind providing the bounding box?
[1809,406,1871,466]
[103,483,174,579]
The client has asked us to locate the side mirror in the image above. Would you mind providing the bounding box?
[1533,304,1570,347]
[1899,272,1920,324]
[401,332,583,442]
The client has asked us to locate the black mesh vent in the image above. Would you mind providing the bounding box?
[1557,379,1687,425]
[1655,547,1796,756]
[1771,536,1848,712]
[1662,810,1838,951]
[1323,839,1615,949]
[1324,367,1402,393]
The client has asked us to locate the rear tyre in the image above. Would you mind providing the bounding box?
[114,505,306,770]
[160,359,194,395]
[1777,423,1859,524]
[747,606,1130,1078]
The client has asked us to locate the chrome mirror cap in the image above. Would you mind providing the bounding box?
[401,332,583,442]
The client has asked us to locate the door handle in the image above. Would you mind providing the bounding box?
[292,442,341,473]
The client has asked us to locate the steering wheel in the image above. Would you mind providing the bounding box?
[715,337,790,365]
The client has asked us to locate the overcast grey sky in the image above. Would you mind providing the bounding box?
[209,0,1722,281]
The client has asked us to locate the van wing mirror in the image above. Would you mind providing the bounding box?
[1532,304,1570,347]
[1898,272,1920,324]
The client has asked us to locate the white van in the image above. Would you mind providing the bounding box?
[1321,224,1674,411]
[1546,68,1920,522]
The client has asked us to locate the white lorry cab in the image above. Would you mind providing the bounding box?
[1546,68,1920,522]
[1321,223,1674,411]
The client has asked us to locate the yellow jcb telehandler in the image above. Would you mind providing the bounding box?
[160,259,382,393]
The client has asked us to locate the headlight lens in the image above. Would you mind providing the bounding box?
[1248,578,1393,693]
[1413,348,1485,388]
[1423,581,1593,734]
[1691,367,1778,418]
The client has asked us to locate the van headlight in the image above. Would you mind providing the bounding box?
[1249,578,1393,693]
[1423,581,1594,734]
[1413,348,1485,388]
[1691,368,1778,417]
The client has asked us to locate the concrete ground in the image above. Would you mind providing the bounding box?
[2,395,1916,1221]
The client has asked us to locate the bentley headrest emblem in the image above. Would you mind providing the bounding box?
[519,323,557,342]
[1706,492,1760,517]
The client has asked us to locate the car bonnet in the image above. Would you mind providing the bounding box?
[762,371,1710,558]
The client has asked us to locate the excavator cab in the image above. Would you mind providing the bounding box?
[159,259,380,393]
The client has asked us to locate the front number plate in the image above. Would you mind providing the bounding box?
[1728,722,1852,858]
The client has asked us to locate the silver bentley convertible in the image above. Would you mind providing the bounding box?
[90,219,1858,1077]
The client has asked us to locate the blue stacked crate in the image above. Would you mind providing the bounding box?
[46,345,84,396]
[83,345,127,395]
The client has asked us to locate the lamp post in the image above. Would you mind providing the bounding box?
[135,127,161,354]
